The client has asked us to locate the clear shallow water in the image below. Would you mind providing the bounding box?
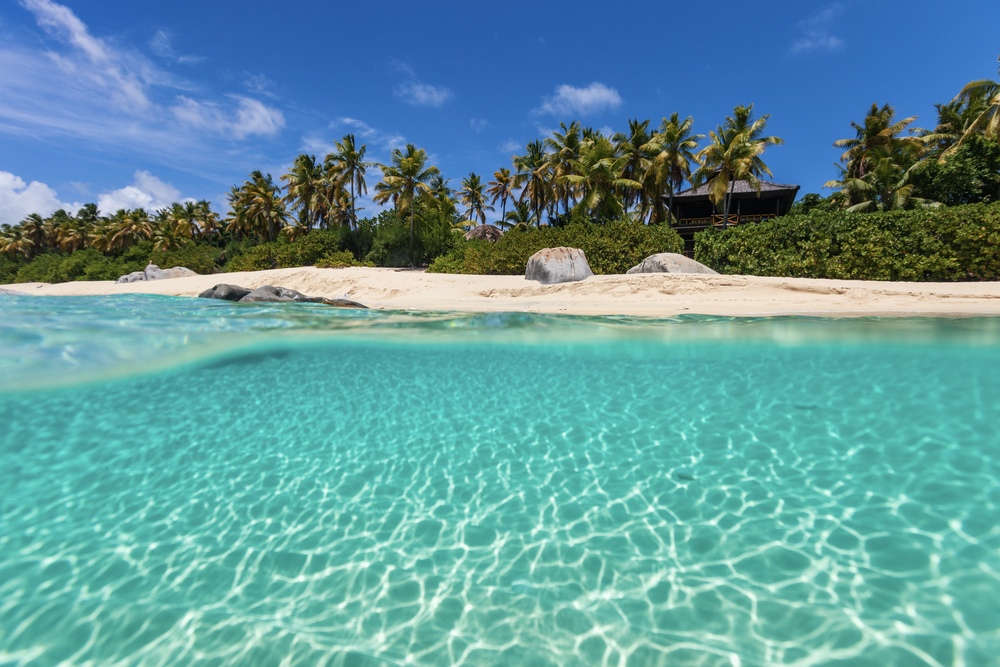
[1,296,999,666]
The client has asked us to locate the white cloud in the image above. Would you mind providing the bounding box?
[499,139,523,154]
[536,82,622,117]
[395,81,453,107]
[470,118,489,133]
[791,4,845,54]
[391,62,453,107]
[0,171,80,226]
[97,170,187,214]
[170,95,284,139]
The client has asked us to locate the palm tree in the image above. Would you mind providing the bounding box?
[513,140,550,226]
[327,134,371,229]
[645,113,702,223]
[373,144,440,250]
[695,104,783,228]
[826,104,927,211]
[227,171,287,242]
[500,200,533,230]
[457,172,493,226]
[613,119,654,213]
[486,168,515,223]
[544,121,583,215]
[562,133,641,221]
[110,209,153,252]
[281,154,323,233]
[834,103,920,179]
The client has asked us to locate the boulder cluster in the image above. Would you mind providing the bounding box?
[116,264,198,283]
[198,284,367,308]
[524,250,716,284]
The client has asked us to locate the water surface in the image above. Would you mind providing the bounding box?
[1,295,998,666]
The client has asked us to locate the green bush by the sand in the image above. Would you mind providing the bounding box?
[13,249,146,283]
[694,202,1000,281]
[315,250,374,268]
[427,219,684,275]
[225,230,344,271]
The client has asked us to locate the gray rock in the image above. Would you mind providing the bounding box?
[144,264,197,280]
[464,224,504,242]
[625,253,718,275]
[525,247,594,284]
[198,284,253,301]
[0,288,29,296]
[116,263,198,283]
[238,285,367,308]
[116,270,147,284]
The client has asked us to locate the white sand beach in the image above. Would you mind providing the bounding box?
[5,267,1000,317]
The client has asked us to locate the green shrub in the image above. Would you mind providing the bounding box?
[315,250,374,268]
[12,250,147,283]
[427,219,684,275]
[694,202,1000,281]
[150,242,220,274]
[225,230,344,272]
[0,254,27,284]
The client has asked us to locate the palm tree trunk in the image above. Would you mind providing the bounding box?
[723,179,735,229]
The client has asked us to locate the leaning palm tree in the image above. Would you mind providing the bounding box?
[457,172,493,226]
[373,144,440,250]
[941,60,1000,158]
[695,104,783,228]
[326,134,372,229]
[486,167,515,223]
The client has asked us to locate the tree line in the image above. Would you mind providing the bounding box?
[1,61,998,268]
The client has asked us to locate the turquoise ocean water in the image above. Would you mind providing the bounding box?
[1,295,999,666]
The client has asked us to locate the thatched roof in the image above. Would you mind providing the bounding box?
[464,224,504,242]
[671,179,800,200]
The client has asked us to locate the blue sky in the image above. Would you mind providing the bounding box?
[0,0,997,226]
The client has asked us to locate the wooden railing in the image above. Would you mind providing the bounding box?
[672,214,773,228]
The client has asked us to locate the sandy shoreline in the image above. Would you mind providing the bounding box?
[5,266,1000,317]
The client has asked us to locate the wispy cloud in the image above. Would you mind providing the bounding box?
[470,118,489,133]
[392,63,453,108]
[0,170,81,225]
[330,117,406,152]
[149,30,203,65]
[0,0,285,171]
[535,82,622,117]
[499,139,522,154]
[791,4,845,54]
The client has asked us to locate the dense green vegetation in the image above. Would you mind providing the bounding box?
[1,60,998,284]
[695,203,1000,281]
[428,219,683,275]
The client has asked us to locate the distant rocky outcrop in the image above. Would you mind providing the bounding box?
[198,283,367,308]
[626,253,718,275]
[525,247,594,285]
[464,224,504,242]
[117,264,198,284]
